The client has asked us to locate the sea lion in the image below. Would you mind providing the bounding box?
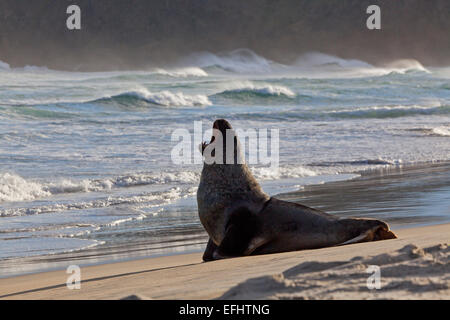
[197,119,397,261]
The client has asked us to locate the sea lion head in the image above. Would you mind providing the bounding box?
[200,119,243,165]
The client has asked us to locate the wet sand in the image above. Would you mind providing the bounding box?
[0,223,448,299]
[278,162,450,228]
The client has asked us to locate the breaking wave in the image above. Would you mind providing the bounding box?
[0,186,197,217]
[97,88,212,107]
[182,49,282,74]
[255,104,450,121]
[0,171,200,204]
[0,61,54,73]
[293,52,430,77]
[0,165,323,205]
[0,173,51,203]
[234,103,450,121]
[295,52,373,69]
[186,50,432,77]
[409,126,450,137]
[215,82,296,99]
[381,59,430,74]
[250,165,317,180]
[430,126,450,137]
[153,67,208,77]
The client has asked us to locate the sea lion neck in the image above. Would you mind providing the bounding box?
[199,119,268,202]
[200,162,269,201]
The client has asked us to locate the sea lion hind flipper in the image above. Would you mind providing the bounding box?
[337,223,397,246]
[336,229,373,246]
[373,225,397,240]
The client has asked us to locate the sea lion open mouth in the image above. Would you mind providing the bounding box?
[201,119,232,154]
[201,135,215,154]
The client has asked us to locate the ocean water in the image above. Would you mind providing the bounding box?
[0,50,449,265]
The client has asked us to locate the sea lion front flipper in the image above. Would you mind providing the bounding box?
[214,207,261,259]
[202,238,218,262]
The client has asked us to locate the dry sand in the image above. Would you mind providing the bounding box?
[0,223,448,300]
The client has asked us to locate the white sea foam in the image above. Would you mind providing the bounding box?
[295,52,373,69]
[4,88,212,107]
[178,50,432,78]
[326,103,445,118]
[431,126,450,137]
[154,67,208,77]
[0,173,51,203]
[0,186,195,217]
[293,52,430,77]
[21,65,51,72]
[123,88,212,106]
[0,60,10,70]
[0,171,201,204]
[408,126,450,137]
[251,165,318,180]
[0,61,54,73]
[183,49,280,73]
[105,213,146,227]
[382,59,430,74]
[218,81,296,98]
[110,171,200,187]
[45,179,111,194]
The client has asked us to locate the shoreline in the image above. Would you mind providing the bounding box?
[0,223,448,299]
[1,161,450,279]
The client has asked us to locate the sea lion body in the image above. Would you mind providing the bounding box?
[197,162,269,246]
[197,119,396,261]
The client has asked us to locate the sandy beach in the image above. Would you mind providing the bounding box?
[0,223,448,300]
